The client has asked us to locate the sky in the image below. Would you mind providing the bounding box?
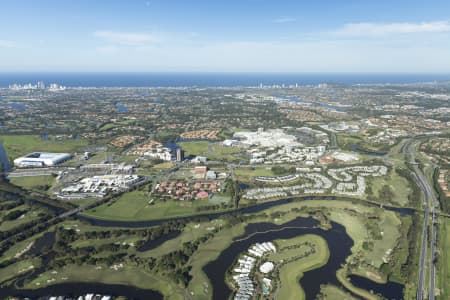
[1,0,450,72]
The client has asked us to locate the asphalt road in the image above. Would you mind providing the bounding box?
[1,139,439,298]
[404,140,437,300]
[421,165,437,300]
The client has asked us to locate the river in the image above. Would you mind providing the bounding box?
[0,164,411,299]
[350,144,387,156]
[0,194,410,299]
[273,94,350,111]
[203,217,404,300]
[0,283,163,299]
[0,231,164,300]
[77,195,415,228]
[0,142,12,174]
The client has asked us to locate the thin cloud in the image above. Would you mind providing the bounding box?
[0,39,16,48]
[93,30,159,45]
[95,46,120,54]
[272,17,296,24]
[335,21,450,37]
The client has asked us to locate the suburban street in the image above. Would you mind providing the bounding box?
[0,134,442,299]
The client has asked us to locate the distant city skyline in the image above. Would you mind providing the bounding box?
[1,0,450,72]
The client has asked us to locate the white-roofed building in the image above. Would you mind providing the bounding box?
[14,152,72,167]
[259,261,274,274]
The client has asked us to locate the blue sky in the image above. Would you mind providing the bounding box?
[1,0,450,72]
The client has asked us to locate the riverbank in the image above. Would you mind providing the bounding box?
[78,194,416,228]
[337,268,381,300]
[0,282,163,300]
[271,234,330,300]
[1,198,408,300]
[0,142,12,174]
[79,198,409,299]
[185,201,401,299]
[22,264,180,300]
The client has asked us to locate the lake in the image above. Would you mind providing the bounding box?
[204,217,404,300]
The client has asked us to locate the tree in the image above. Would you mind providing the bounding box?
[379,184,394,202]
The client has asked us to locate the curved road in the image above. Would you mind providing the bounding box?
[2,139,437,299]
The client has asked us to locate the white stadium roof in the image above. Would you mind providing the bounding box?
[14,152,72,167]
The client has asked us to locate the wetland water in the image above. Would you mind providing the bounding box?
[274,94,350,111]
[350,144,387,156]
[115,103,128,112]
[349,275,404,300]
[27,232,56,256]
[0,283,163,299]
[203,217,404,300]
[0,214,406,300]
[0,142,11,173]
[0,233,163,299]
[1,178,410,299]
[0,235,163,299]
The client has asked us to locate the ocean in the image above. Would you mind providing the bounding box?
[0,72,449,88]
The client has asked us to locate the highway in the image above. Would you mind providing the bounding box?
[414,164,437,300]
[403,140,437,300]
[0,139,439,298]
[423,163,438,300]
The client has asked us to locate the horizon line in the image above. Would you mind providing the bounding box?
[1,71,450,75]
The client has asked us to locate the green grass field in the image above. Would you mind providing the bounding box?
[60,219,148,233]
[370,169,412,206]
[0,193,407,299]
[0,231,49,263]
[186,209,309,299]
[0,258,41,284]
[187,220,257,300]
[328,209,368,253]
[446,219,450,299]
[82,189,227,221]
[99,120,136,132]
[329,206,401,276]
[320,284,358,300]
[25,264,184,300]
[9,175,55,192]
[337,133,390,153]
[365,212,401,268]
[68,197,100,207]
[234,167,275,178]
[438,217,450,299]
[0,204,48,232]
[337,134,364,151]
[336,268,381,300]
[268,234,330,300]
[178,141,243,161]
[153,161,175,169]
[140,219,225,259]
[253,199,403,283]
[70,235,142,249]
[178,141,210,156]
[0,135,88,160]
[186,200,383,300]
[114,155,140,163]
[206,145,242,162]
